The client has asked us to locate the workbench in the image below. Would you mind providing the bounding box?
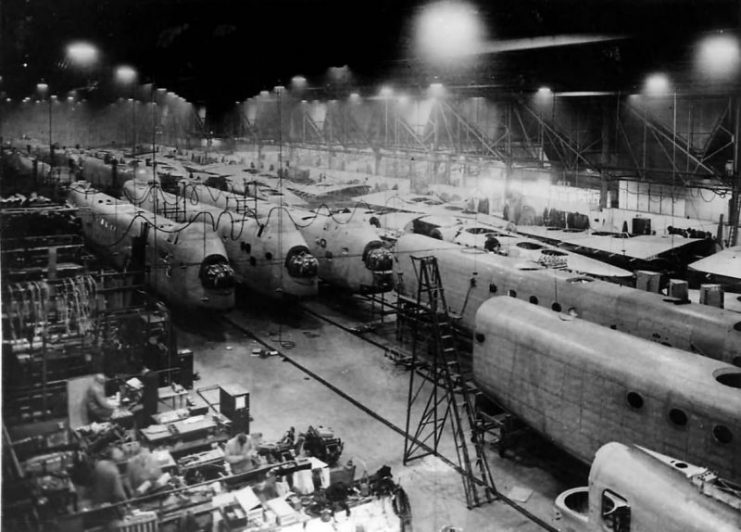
[139,413,232,458]
[158,385,189,410]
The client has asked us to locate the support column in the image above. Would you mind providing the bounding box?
[728,97,740,246]
[599,101,611,209]
[504,162,513,220]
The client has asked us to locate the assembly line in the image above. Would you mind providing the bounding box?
[2,2,740,529]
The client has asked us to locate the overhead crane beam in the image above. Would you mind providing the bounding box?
[392,114,430,152]
[698,99,734,161]
[295,108,326,145]
[323,103,350,148]
[518,99,608,176]
[511,106,541,161]
[624,101,719,179]
[436,99,510,160]
[237,109,260,143]
[325,103,373,148]
[240,92,738,204]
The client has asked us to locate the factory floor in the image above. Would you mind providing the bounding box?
[175,292,583,532]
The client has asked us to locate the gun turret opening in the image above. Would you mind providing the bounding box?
[363,241,393,272]
[484,235,501,253]
[285,245,318,278]
[200,254,235,290]
[539,248,568,269]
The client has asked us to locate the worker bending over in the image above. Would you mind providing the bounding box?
[224,433,258,474]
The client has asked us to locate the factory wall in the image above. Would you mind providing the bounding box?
[618,179,730,223]
[595,208,723,236]
[1,98,199,150]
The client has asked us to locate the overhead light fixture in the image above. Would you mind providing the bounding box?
[644,73,670,95]
[115,65,137,84]
[696,33,740,81]
[66,41,99,67]
[416,0,484,61]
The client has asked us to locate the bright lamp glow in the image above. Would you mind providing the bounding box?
[644,73,671,95]
[697,34,740,80]
[416,1,484,60]
[534,86,553,106]
[115,65,137,84]
[380,86,393,98]
[429,82,445,98]
[66,42,99,67]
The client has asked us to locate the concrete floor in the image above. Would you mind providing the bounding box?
[175,293,585,532]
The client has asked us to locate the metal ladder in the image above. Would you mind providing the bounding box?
[402,255,496,508]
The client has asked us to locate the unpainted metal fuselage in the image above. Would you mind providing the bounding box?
[395,234,741,366]
[554,442,741,532]
[122,181,318,298]
[78,155,138,189]
[473,297,741,484]
[68,183,235,310]
[182,181,393,294]
[286,208,394,293]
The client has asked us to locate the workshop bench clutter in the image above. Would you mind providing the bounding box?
[3,379,412,531]
[210,465,408,531]
[71,432,404,531]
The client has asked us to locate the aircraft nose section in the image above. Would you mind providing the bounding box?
[200,255,235,289]
[286,246,318,278]
[364,246,394,272]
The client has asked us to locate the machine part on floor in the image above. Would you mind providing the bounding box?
[298,426,344,466]
[256,427,300,463]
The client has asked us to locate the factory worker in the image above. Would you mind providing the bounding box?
[91,449,127,506]
[224,433,258,474]
[86,374,116,423]
[126,448,162,495]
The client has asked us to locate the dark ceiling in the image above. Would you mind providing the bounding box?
[1,0,739,117]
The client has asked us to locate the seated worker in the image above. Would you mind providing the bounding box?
[224,433,258,474]
[86,374,116,423]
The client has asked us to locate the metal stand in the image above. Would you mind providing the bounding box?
[402,255,496,508]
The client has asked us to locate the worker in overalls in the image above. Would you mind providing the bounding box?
[224,433,258,474]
